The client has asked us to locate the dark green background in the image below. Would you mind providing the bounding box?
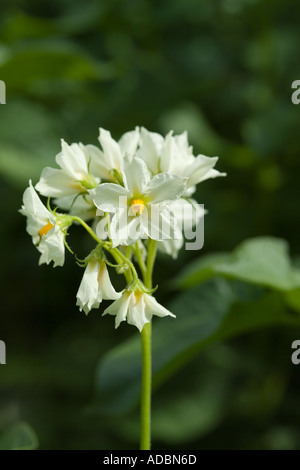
[1,0,300,449]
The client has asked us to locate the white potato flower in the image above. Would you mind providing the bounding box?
[89,156,187,246]
[36,139,100,200]
[20,181,68,267]
[104,289,175,331]
[138,127,226,194]
[85,127,140,182]
[76,260,121,314]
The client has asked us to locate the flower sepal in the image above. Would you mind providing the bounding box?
[76,243,105,268]
[126,278,158,296]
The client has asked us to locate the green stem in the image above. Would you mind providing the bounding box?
[140,321,152,450]
[109,246,139,281]
[140,238,157,450]
[71,215,136,283]
[134,242,147,280]
[70,216,102,244]
[109,247,132,284]
[145,238,157,289]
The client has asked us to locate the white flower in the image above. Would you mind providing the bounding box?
[138,127,226,192]
[76,260,120,314]
[85,127,140,182]
[104,289,175,331]
[89,156,187,246]
[36,139,100,200]
[156,198,206,258]
[20,181,67,267]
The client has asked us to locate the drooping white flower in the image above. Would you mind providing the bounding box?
[104,289,175,331]
[20,181,68,267]
[85,127,140,182]
[36,139,100,200]
[76,260,120,314]
[89,156,187,246]
[138,127,226,193]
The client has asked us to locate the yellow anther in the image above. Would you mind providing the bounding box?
[38,222,54,239]
[130,199,145,216]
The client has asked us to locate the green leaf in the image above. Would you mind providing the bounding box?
[0,43,115,92]
[112,365,230,444]
[284,288,300,313]
[175,252,231,288]
[151,367,229,443]
[177,237,300,291]
[0,145,51,187]
[0,422,39,450]
[94,278,300,415]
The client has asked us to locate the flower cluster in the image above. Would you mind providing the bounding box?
[20,127,225,331]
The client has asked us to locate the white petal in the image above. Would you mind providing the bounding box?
[84,144,112,180]
[184,155,225,188]
[76,261,100,314]
[89,183,130,212]
[122,156,150,196]
[183,185,196,197]
[137,127,164,174]
[20,181,65,267]
[20,180,50,221]
[54,194,96,221]
[127,292,150,332]
[95,215,110,241]
[144,173,187,204]
[38,227,65,267]
[20,181,51,242]
[159,131,182,173]
[36,167,80,197]
[98,128,123,170]
[98,261,121,300]
[202,168,227,182]
[169,198,205,230]
[118,127,140,156]
[103,291,132,328]
[147,205,181,241]
[144,294,176,319]
[173,130,189,151]
[56,140,89,179]
[110,208,147,246]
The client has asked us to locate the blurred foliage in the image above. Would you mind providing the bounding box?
[1,0,300,450]
[0,422,38,450]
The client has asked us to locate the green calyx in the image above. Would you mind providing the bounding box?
[76,178,98,191]
[109,169,123,185]
[76,243,105,268]
[55,213,74,232]
[126,278,158,295]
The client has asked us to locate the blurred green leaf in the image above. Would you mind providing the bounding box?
[0,43,115,92]
[94,278,300,415]
[113,365,230,444]
[177,237,300,291]
[0,422,38,450]
[0,145,50,186]
[284,288,300,313]
[159,104,227,156]
[151,367,229,443]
